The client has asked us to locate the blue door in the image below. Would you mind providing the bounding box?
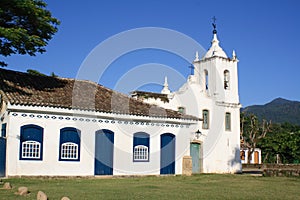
[95,129,114,175]
[160,133,175,174]
[190,143,200,173]
[0,137,6,177]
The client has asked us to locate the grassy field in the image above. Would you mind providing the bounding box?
[0,174,299,200]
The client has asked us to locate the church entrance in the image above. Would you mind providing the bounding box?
[94,129,114,175]
[190,142,200,173]
[0,137,6,177]
[160,133,175,175]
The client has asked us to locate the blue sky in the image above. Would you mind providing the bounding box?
[2,0,300,107]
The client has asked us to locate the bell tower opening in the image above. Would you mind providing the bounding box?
[224,70,230,90]
[204,70,209,91]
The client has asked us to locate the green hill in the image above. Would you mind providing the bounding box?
[242,98,300,126]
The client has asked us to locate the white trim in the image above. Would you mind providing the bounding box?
[7,104,199,124]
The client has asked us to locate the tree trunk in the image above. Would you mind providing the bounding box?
[247,148,253,164]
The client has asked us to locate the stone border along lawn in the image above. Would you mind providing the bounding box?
[0,174,299,199]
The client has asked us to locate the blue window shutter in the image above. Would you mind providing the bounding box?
[21,125,43,144]
[133,132,149,147]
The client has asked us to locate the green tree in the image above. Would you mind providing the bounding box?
[27,69,46,76]
[0,0,60,66]
[50,71,58,77]
[260,123,300,164]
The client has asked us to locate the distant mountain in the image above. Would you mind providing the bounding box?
[242,98,300,126]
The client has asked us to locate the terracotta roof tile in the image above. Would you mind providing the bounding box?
[0,68,199,120]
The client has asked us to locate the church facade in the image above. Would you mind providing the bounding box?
[0,28,242,177]
[132,30,242,173]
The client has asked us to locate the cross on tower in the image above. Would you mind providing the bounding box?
[212,16,217,34]
[212,16,216,24]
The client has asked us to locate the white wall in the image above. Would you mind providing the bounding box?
[5,107,197,176]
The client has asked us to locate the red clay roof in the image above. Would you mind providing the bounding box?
[0,68,199,120]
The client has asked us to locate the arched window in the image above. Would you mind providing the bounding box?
[59,127,81,161]
[224,70,230,90]
[133,132,149,162]
[20,125,43,160]
[204,70,209,91]
[225,112,231,131]
[202,110,209,129]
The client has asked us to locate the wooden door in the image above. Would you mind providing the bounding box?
[95,129,114,175]
[160,133,175,174]
[190,143,200,173]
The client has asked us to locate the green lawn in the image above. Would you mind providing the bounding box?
[0,174,299,200]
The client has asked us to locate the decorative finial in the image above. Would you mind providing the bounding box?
[194,51,200,62]
[164,76,168,87]
[232,50,238,61]
[161,76,171,94]
[212,16,217,34]
[232,50,236,59]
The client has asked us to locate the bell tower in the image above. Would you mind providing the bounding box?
[193,19,239,103]
[191,19,241,173]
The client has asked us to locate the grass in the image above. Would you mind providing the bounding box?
[0,174,299,200]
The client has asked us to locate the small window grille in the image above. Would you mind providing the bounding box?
[22,141,41,159]
[61,142,78,160]
[133,145,148,161]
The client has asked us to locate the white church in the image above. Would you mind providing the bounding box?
[0,26,242,177]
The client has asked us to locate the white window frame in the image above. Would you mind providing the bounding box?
[21,140,41,159]
[133,145,149,161]
[61,142,78,160]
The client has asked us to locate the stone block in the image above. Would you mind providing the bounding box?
[3,182,12,189]
[16,186,29,196]
[182,156,192,176]
[37,191,48,200]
